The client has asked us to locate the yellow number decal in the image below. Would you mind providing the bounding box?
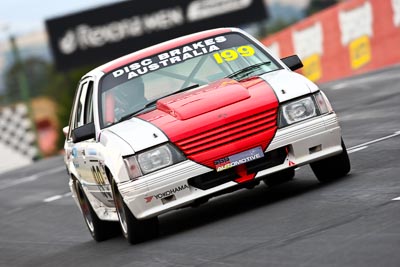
[213,53,224,64]
[221,49,238,62]
[237,45,255,57]
[213,45,255,64]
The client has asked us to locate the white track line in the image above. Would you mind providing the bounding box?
[347,131,400,151]
[43,192,72,203]
[0,166,65,191]
[347,146,368,154]
[345,131,400,202]
[43,195,63,203]
[63,192,72,197]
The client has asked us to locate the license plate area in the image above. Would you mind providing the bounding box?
[214,147,264,172]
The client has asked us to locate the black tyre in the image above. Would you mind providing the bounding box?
[310,139,351,183]
[263,168,295,187]
[75,180,120,242]
[111,179,159,244]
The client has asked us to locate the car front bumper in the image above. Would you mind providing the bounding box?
[119,113,343,219]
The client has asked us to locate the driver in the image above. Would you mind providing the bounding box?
[113,77,147,121]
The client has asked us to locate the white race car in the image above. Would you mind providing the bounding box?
[64,28,350,244]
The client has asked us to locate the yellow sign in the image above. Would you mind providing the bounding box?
[302,54,322,82]
[349,35,371,69]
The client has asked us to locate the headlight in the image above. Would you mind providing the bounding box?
[279,92,331,127]
[124,143,185,180]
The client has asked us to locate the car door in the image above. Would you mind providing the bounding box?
[81,81,114,206]
[65,78,93,182]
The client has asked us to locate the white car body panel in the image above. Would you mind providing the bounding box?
[105,118,169,154]
[260,70,317,103]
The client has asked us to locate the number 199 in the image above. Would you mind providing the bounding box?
[213,45,255,64]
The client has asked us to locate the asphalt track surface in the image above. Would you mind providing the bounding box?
[1,65,400,267]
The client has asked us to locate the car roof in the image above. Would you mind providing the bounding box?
[92,28,233,75]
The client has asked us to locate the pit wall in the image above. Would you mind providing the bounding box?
[261,0,400,83]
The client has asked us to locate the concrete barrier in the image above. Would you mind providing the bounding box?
[262,0,400,83]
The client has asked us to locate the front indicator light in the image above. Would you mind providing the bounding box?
[314,91,332,114]
[124,156,142,180]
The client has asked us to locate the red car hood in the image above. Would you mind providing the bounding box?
[138,78,279,170]
[156,80,251,120]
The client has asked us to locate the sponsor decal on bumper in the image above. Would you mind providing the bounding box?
[144,183,190,203]
[214,146,264,172]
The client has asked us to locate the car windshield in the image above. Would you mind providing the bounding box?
[99,32,281,128]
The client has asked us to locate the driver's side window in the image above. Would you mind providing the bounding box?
[75,82,89,128]
[69,79,94,138]
[84,82,94,124]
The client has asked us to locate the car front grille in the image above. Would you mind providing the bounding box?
[175,108,278,166]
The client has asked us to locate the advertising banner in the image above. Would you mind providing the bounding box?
[46,0,268,71]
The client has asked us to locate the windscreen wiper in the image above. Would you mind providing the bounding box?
[116,108,147,124]
[226,62,271,80]
[116,84,200,124]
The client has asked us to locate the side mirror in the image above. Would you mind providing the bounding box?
[72,122,95,143]
[281,55,303,71]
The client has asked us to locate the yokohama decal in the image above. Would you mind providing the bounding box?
[145,184,189,203]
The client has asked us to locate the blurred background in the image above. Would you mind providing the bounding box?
[0,0,397,173]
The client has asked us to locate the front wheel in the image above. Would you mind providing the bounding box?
[111,179,159,244]
[310,139,351,183]
[75,180,120,242]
